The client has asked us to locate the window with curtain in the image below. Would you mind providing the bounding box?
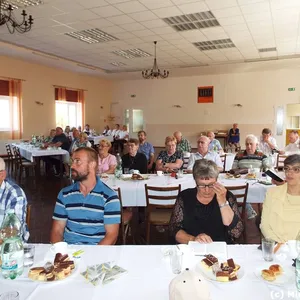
[0,79,22,139]
[55,87,85,129]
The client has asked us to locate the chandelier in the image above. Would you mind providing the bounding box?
[0,0,34,34]
[142,41,169,79]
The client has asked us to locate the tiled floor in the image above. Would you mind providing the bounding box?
[5,162,261,245]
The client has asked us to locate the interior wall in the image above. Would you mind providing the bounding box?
[0,55,112,139]
[112,68,300,149]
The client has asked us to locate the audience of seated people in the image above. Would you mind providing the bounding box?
[122,138,148,174]
[186,136,223,173]
[64,126,72,141]
[83,124,91,136]
[228,123,240,151]
[137,130,155,172]
[43,129,56,143]
[156,136,183,172]
[173,131,191,153]
[114,125,129,153]
[207,131,224,154]
[98,139,117,174]
[0,157,29,242]
[72,132,91,151]
[51,147,121,245]
[102,125,111,136]
[169,159,243,244]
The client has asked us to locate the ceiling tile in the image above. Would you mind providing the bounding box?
[172,0,207,4]
[201,27,228,40]
[52,10,99,23]
[177,2,209,14]
[128,10,158,22]
[151,27,175,34]
[159,32,183,40]
[132,29,155,37]
[218,15,245,26]
[237,0,268,4]
[93,5,123,17]
[62,21,92,31]
[223,23,248,32]
[152,6,182,18]
[109,15,136,25]
[113,31,137,39]
[243,11,272,23]
[106,0,131,3]
[101,25,126,33]
[52,2,83,12]
[114,1,147,13]
[140,19,167,29]
[26,4,64,17]
[33,18,61,28]
[141,35,164,42]
[271,0,300,10]
[240,2,270,14]
[120,22,146,31]
[212,6,241,18]
[86,18,114,27]
[205,0,238,10]
[139,0,174,10]
[77,0,108,9]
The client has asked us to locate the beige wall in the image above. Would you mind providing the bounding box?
[0,55,112,139]
[112,68,300,149]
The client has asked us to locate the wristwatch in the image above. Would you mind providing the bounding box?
[219,201,229,208]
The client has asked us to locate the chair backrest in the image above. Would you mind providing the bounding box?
[12,146,23,166]
[145,184,181,210]
[276,154,287,171]
[5,144,13,160]
[26,204,31,230]
[114,187,123,220]
[225,183,249,221]
[182,156,190,170]
[220,154,227,172]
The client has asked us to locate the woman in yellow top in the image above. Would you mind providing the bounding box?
[261,154,300,242]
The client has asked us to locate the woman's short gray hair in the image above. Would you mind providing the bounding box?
[193,159,219,180]
[284,154,300,166]
[245,134,258,144]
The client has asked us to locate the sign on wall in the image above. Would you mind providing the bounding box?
[198,86,214,103]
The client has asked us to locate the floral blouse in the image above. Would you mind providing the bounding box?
[169,189,243,243]
[156,150,183,164]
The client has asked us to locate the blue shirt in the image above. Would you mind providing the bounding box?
[138,142,154,161]
[228,128,240,143]
[53,177,121,245]
[0,180,29,242]
[208,139,223,152]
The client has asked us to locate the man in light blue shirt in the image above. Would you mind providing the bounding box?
[207,131,224,154]
[51,147,121,245]
[137,131,155,171]
[187,136,223,172]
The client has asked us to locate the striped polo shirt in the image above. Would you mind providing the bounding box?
[232,150,268,170]
[53,177,121,245]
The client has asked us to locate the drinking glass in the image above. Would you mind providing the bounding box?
[124,168,130,174]
[23,244,35,267]
[0,291,19,300]
[262,238,275,261]
[170,250,183,274]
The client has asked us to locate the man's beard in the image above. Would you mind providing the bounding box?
[71,169,89,182]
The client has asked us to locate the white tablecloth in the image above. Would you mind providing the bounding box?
[105,174,272,207]
[88,135,113,145]
[12,143,69,162]
[0,244,296,300]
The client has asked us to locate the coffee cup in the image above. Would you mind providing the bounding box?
[157,171,163,176]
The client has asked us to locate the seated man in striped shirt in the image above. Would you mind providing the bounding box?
[50,147,121,245]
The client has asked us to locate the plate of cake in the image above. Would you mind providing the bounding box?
[254,264,293,286]
[28,253,77,283]
[197,254,244,283]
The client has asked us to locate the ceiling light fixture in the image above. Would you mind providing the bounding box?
[0,0,38,34]
[142,41,169,79]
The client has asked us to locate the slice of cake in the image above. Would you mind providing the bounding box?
[216,271,229,282]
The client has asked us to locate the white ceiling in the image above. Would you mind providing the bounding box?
[1,0,300,78]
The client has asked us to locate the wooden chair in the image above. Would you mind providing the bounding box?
[182,155,190,170]
[114,187,132,245]
[144,184,181,244]
[226,183,249,243]
[5,144,15,172]
[26,204,31,230]
[220,154,227,173]
[276,154,287,171]
[12,146,36,177]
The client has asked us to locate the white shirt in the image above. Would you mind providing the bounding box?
[285,138,300,154]
[187,151,223,170]
[111,129,120,138]
[258,136,277,156]
[118,131,129,140]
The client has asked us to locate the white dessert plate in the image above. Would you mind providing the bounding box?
[196,261,245,283]
[254,264,294,286]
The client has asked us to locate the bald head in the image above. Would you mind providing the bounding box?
[207,131,215,141]
[0,157,5,171]
[173,131,182,143]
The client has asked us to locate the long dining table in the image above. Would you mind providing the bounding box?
[0,243,296,300]
[105,173,274,207]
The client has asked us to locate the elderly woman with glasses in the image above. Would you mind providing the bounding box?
[98,139,116,174]
[261,154,300,242]
[169,159,243,244]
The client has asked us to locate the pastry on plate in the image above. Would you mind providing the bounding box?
[269,264,283,276]
[261,269,276,281]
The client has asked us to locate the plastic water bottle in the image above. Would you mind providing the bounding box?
[0,209,24,279]
[114,153,123,179]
